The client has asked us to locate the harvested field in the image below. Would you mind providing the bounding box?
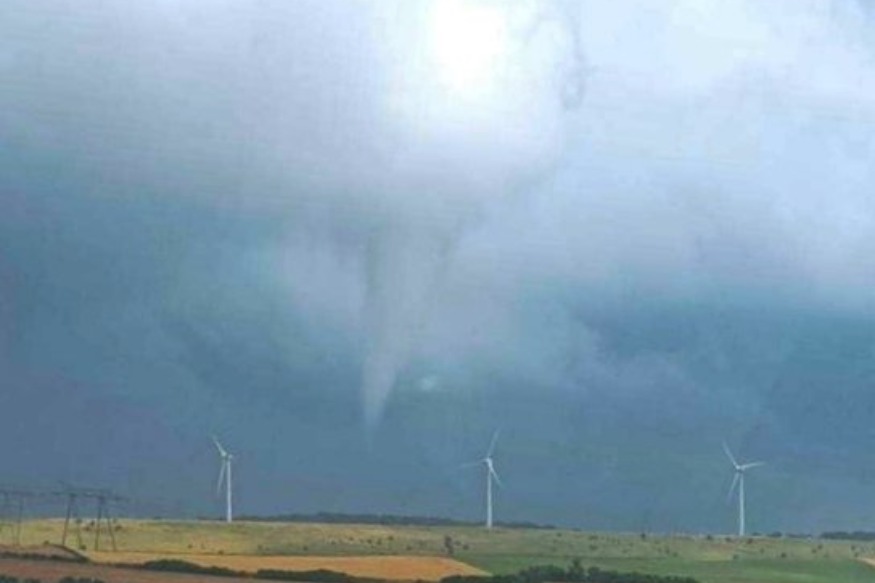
[89,552,487,581]
[0,556,254,583]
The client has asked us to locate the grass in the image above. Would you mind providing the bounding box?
[463,555,875,583]
[2,519,874,583]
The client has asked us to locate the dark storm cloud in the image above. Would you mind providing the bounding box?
[0,0,585,428]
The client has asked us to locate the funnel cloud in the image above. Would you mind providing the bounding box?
[357,0,586,428]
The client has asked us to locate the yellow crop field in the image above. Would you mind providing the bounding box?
[88,551,487,581]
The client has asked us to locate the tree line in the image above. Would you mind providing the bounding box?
[235,512,555,530]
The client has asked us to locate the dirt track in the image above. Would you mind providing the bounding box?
[0,556,256,583]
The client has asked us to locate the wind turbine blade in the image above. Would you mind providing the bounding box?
[490,467,503,488]
[722,442,739,468]
[216,462,226,496]
[726,472,739,503]
[458,460,482,470]
[740,461,765,471]
[486,430,500,457]
[212,435,228,457]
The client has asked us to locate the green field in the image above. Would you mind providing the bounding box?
[4,519,874,583]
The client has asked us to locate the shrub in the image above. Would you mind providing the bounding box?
[256,569,359,583]
[59,578,105,583]
[439,560,699,583]
[138,559,242,578]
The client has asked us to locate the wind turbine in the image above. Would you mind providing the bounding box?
[462,430,503,529]
[212,436,234,523]
[723,442,764,537]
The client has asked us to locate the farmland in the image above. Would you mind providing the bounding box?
[89,553,486,581]
[0,520,873,583]
[0,555,254,583]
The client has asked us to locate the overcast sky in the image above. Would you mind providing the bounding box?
[2,0,875,533]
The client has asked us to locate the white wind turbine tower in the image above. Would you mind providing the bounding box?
[212,436,234,523]
[462,431,503,529]
[723,442,764,537]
